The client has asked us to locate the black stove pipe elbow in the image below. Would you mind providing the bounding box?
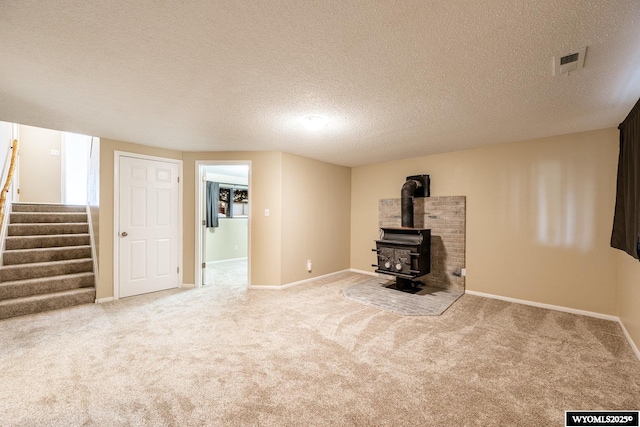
[401,179,421,228]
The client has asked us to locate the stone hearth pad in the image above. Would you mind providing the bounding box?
[342,277,463,316]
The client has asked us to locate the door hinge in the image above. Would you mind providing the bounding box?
[177,176,180,183]
[202,220,205,226]
[202,262,206,269]
[16,188,20,194]
[177,267,179,273]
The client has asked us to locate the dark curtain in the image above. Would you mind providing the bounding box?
[206,181,219,228]
[611,97,640,259]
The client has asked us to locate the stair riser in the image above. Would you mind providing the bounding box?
[10,213,87,224]
[5,235,91,250]
[3,247,92,265]
[8,224,89,236]
[0,260,93,282]
[0,289,95,320]
[0,274,94,300]
[11,204,86,213]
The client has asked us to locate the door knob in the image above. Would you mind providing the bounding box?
[120,231,128,237]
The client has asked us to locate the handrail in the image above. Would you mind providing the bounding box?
[0,139,19,226]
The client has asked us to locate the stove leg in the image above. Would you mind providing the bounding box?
[395,277,412,290]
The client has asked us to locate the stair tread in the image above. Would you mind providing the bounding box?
[7,223,90,236]
[12,203,84,206]
[4,234,92,250]
[0,258,93,270]
[11,212,86,215]
[6,233,90,239]
[0,287,95,306]
[0,272,94,287]
[11,203,86,213]
[0,272,94,301]
[9,222,87,227]
[4,245,92,254]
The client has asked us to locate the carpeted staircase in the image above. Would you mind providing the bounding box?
[0,203,95,320]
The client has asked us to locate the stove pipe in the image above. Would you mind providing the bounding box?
[400,175,430,228]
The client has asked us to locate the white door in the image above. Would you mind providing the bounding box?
[118,156,180,298]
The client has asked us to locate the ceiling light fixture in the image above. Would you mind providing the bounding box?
[301,115,327,131]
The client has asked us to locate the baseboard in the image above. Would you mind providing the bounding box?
[464,289,619,321]
[249,269,351,290]
[206,257,247,266]
[618,319,640,361]
[95,297,114,303]
[182,283,196,289]
[349,268,377,277]
[465,289,640,362]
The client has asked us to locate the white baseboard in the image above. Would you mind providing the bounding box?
[247,285,285,290]
[206,257,247,266]
[95,297,114,303]
[182,283,196,289]
[465,289,640,362]
[249,269,351,290]
[618,319,640,361]
[464,289,619,321]
[349,268,377,277]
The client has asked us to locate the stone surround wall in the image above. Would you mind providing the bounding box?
[379,196,466,291]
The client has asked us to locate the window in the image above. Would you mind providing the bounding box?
[218,186,248,218]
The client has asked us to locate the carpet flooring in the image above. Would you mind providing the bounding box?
[204,258,248,289]
[0,271,639,426]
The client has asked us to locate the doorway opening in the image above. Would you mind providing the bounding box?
[62,132,92,205]
[196,162,250,290]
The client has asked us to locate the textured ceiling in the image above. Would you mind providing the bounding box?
[1,1,640,167]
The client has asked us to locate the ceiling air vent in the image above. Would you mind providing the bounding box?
[553,46,587,76]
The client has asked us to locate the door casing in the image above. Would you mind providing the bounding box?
[195,160,251,288]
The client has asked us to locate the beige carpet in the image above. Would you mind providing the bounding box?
[0,272,638,426]
[204,258,248,289]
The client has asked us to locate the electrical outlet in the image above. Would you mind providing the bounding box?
[306,259,312,272]
[264,209,270,217]
[461,268,466,277]
[234,245,238,251]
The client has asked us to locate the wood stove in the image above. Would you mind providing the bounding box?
[372,175,431,289]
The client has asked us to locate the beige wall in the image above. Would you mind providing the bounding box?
[97,138,183,299]
[351,128,619,315]
[280,153,351,284]
[18,125,62,203]
[102,147,350,293]
[618,252,640,350]
[182,152,283,287]
[206,218,248,262]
